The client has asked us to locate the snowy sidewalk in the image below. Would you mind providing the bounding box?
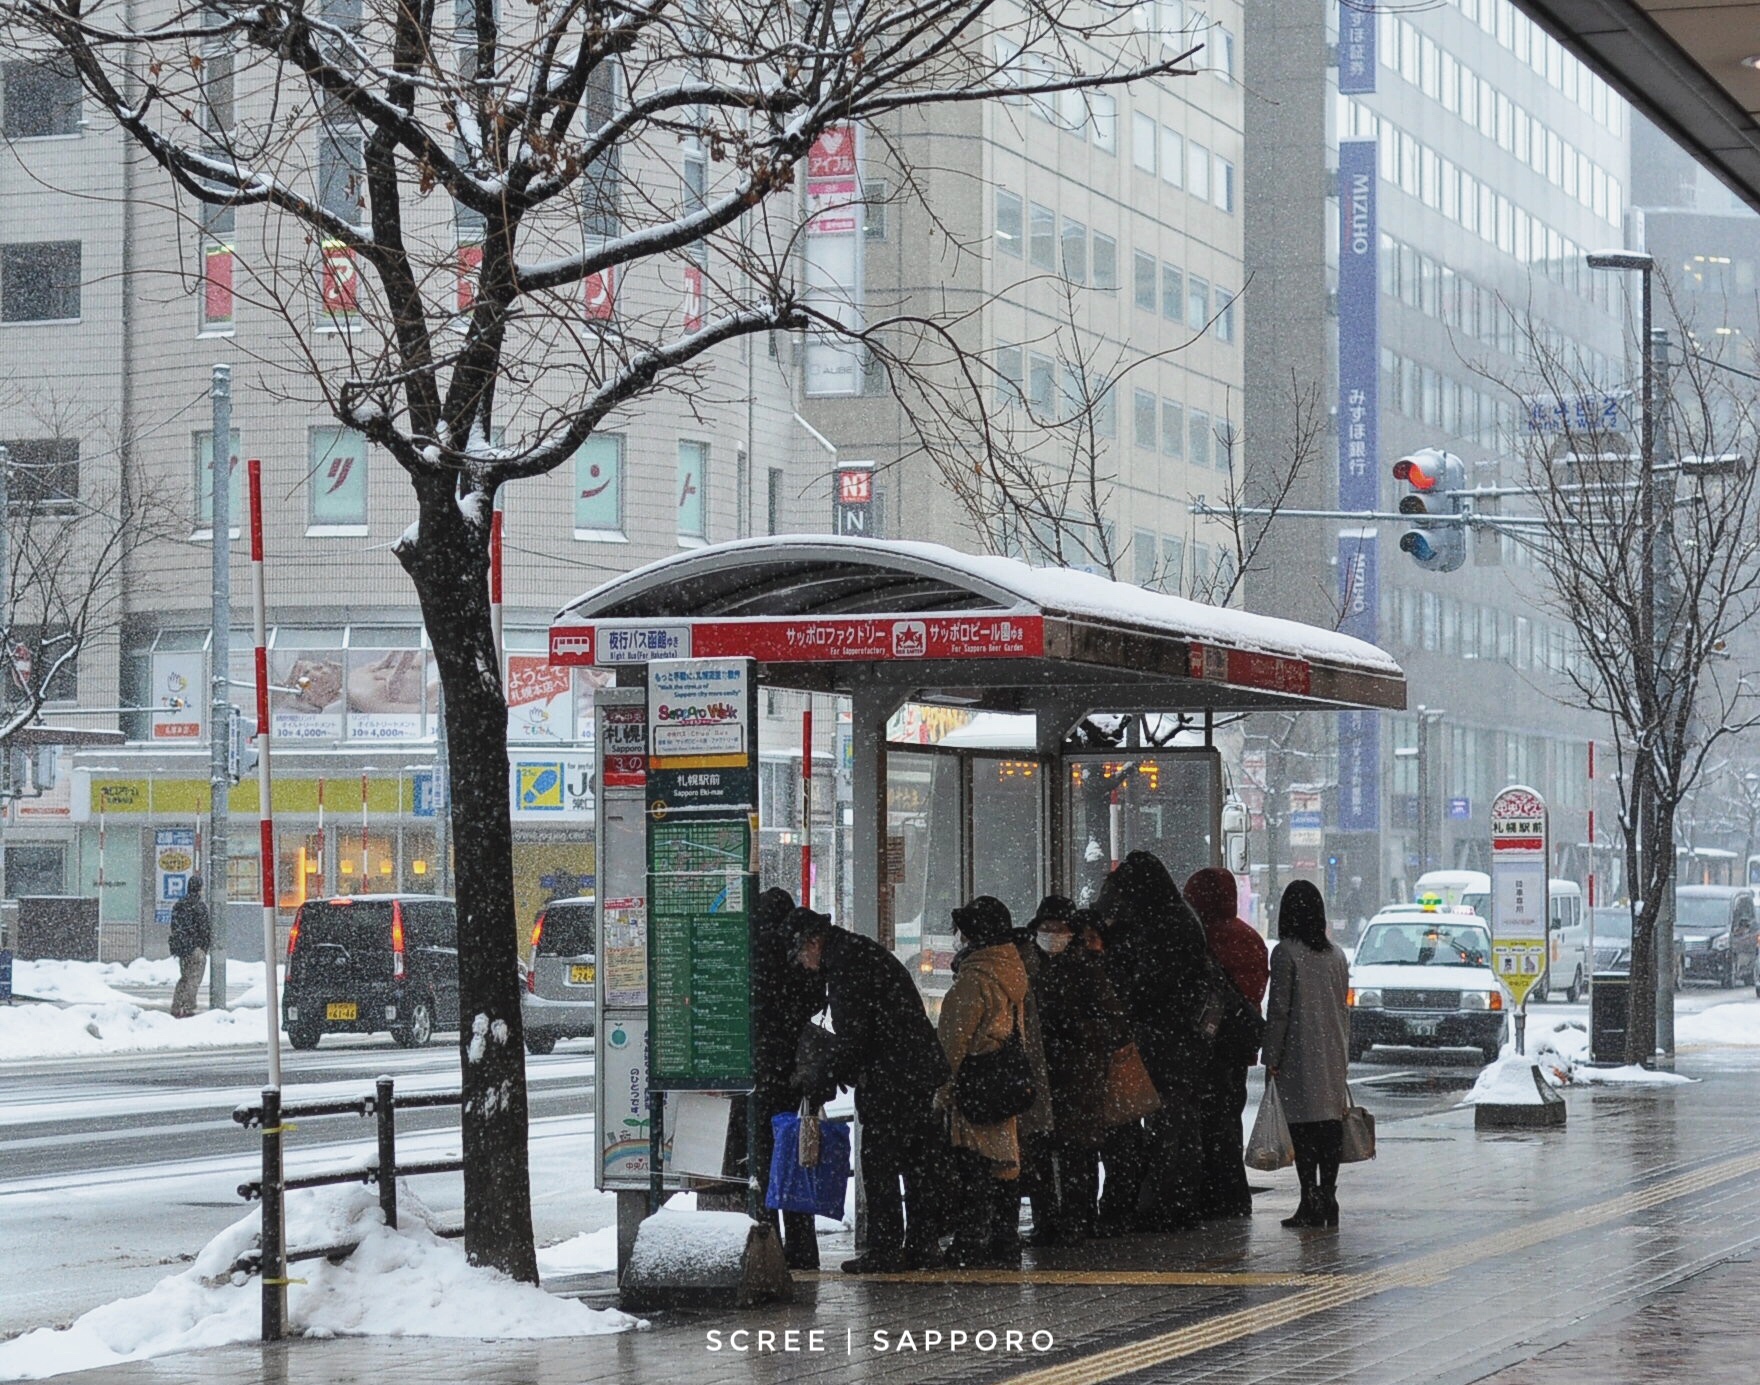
[1,960,279,1062]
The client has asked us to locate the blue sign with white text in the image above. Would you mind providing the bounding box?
[1448,797,1472,820]
[1338,4,1377,94]
[1335,530,1380,835]
[1337,139,1380,515]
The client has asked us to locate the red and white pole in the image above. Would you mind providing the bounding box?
[360,773,370,889]
[315,777,325,899]
[1586,740,1597,911]
[248,459,282,1089]
[490,498,504,680]
[800,706,813,907]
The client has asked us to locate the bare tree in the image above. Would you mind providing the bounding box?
[0,0,1205,1275]
[1513,301,1760,1064]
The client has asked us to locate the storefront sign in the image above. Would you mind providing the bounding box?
[346,649,426,740]
[153,827,198,926]
[149,652,206,742]
[270,650,346,741]
[507,656,573,743]
[551,615,1045,667]
[509,754,593,820]
[1338,1,1377,93]
[601,704,647,788]
[833,462,876,537]
[1335,528,1380,835]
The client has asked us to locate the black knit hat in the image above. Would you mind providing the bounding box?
[1029,894,1077,928]
[786,906,835,958]
[951,895,1014,946]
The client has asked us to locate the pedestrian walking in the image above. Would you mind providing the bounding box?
[1095,850,1213,1232]
[937,896,1034,1267]
[1032,902,1132,1244]
[1261,880,1352,1230]
[1185,867,1269,1220]
[732,886,825,1269]
[790,908,950,1272]
[168,876,211,1019]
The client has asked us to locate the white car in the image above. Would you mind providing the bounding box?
[1347,907,1508,1065]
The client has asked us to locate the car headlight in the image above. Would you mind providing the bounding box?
[1713,933,1731,951]
[1459,991,1489,1011]
[1348,987,1381,1009]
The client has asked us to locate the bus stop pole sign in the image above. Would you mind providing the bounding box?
[1490,783,1549,1050]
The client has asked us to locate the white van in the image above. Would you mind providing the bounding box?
[1413,870,1490,917]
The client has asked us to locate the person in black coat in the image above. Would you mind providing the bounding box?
[729,887,825,1269]
[168,876,212,1019]
[1094,850,1215,1232]
[791,907,950,1272]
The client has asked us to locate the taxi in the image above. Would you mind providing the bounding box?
[1346,903,1508,1066]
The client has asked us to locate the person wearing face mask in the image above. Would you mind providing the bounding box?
[1029,899,1131,1245]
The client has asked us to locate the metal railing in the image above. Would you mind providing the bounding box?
[231,1076,464,1339]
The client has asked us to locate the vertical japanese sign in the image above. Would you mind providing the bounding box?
[1335,138,1380,843]
[1335,530,1380,834]
[645,658,757,1090]
[1490,784,1549,1008]
[803,124,864,396]
[153,827,198,926]
[1337,3,1377,94]
[321,240,359,316]
[833,462,875,537]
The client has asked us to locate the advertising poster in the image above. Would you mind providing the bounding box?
[601,897,648,1007]
[347,649,426,740]
[572,667,614,744]
[270,650,345,741]
[803,123,863,396]
[510,754,594,821]
[649,659,749,762]
[153,828,197,926]
[507,656,573,743]
[597,1013,652,1188]
[149,652,206,742]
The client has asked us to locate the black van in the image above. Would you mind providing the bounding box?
[283,895,460,1049]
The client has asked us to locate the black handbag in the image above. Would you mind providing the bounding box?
[1213,980,1267,1067]
[953,1011,1037,1125]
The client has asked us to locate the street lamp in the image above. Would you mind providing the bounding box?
[1586,248,1673,1065]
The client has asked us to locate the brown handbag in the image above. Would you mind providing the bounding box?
[1102,1041,1163,1126]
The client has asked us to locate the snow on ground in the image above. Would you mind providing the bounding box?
[0,1184,640,1380]
[1,961,282,1062]
[1462,1016,1696,1104]
[1677,998,1760,1047]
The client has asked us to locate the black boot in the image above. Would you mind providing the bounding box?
[1318,1188,1339,1228]
[1281,1185,1319,1229]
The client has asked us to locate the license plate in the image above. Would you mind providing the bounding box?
[325,1002,359,1021]
[569,964,596,985]
[1406,1019,1438,1037]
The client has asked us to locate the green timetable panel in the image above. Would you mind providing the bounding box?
[647,817,754,1088]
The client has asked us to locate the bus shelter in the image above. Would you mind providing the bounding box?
[551,536,1406,955]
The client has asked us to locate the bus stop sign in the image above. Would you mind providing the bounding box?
[1490,784,1548,1010]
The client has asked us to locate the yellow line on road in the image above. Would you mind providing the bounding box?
[1002,1149,1760,1385]
[800,1270,1333,1288]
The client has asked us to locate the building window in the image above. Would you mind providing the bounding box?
[1188,409,1212,467]
[1162,536,1185,590]
[1160,127,1184,188]
[1095,380,1117,437]
[677,440,707,542]
[1162,265,1183,323]
[1133,251,1157,311]
[682,140,708,268]
[1161,400,1184,459]
[193,428,243,527]
[1061,218,1087,284]
[1133,530,1158,587]
[1091,234,1118,291]
[318,100,365,225]
[995,342,1023,406]
[1186,275,1210,330]
[1,438,79,509]
[1214,156,1235,213]
[308,425,368,528]
[1133,389,1157,449]
[1215,289,1236,343]
[1,241,80,322]
[1027,352,1056,413]
[2,60,80,138]
[766,466,785,535]
[1131,112,1155,172]
[574,433,624,537]
[1187,142,1210,201]
[1028,203,1056,270]
[995,189,1023,257]
[1091,93,1117,153]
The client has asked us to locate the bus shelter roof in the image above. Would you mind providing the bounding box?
[550,537,1405,714]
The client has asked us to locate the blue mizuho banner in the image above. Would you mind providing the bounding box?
[1338,5,1377,94]
[1335,530,1380,835]
[1337,138,1379,514]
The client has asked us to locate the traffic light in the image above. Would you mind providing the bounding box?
[1392,448,1467,572]
[227,706,259,785]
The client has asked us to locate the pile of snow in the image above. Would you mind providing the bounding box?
[0,1000,282,1062]
[1678,998,1760,1047]
[538,1227,619,1277]
[1462,1054,1558,1106]
[0,1185,640,1380]
[10,958,274,1007]
[1462,1018,1694,1104]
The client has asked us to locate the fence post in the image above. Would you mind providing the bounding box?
[260,1087,287,1342]
[375,1076,397,1230]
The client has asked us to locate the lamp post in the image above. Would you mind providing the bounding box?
[1586,249,1673,1064]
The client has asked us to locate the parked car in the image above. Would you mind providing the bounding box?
[522,896,597,1054]
[1674,885,1758,989]
[1589,906,1635,975]
[1347,906,1508,1065]
[283,895,459,1050]
[1544,880,1588,1003]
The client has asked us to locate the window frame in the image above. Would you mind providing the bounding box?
[0,240,81,323]
[574,432,627,541]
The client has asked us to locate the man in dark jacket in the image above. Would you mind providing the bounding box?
[737,887,826,1268]
[168,876,211,1018]
[791,907,950,1272]
[1186,867,1269,1219]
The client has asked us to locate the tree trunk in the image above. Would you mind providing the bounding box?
[397,480,538,1283]
[1624,777,1659,1067]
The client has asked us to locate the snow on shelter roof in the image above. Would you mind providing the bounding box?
[551,536,1405,714]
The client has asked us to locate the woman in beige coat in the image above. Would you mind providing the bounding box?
[937,895,1033,1267]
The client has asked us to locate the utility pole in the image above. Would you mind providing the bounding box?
[1417,708,1444,875]
[1652,326,1677,1066]
[208,365,231,1010]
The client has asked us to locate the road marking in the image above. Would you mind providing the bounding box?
[1000,1148,1760,1385]
[804,1270,1333,1287]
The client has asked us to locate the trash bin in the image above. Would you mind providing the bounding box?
[1590,972,1630,1063]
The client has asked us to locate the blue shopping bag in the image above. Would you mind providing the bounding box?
[766,1111,851,1220]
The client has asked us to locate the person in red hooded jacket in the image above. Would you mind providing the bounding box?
[1185,867,1269,1219]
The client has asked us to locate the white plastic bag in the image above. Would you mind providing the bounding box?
[1245,1082,1296,1171]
